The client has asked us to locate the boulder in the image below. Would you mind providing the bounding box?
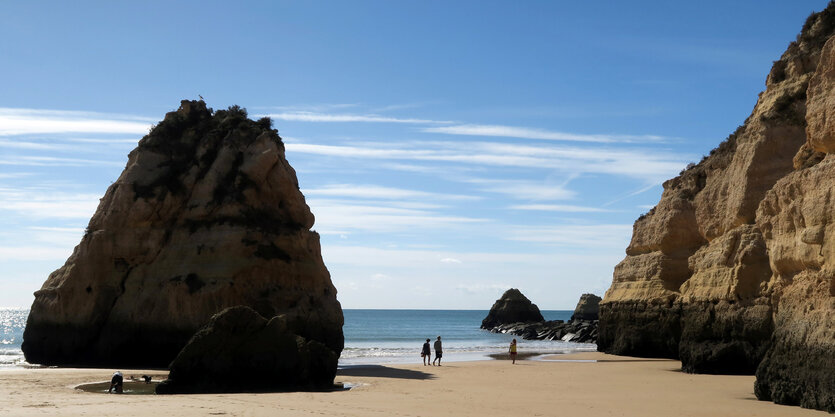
[481,289,544,330]
[570,293,601,321]
[156,306,338,394]
[22,101,343,370]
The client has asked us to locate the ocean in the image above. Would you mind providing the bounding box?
[0,308,595,368]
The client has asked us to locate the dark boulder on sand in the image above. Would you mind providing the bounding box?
[156,306,338,394]
[481,289,544,330]
[22,100,343,373]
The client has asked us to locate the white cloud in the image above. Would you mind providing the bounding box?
[265,111,450,124]
[0,156,124,167]
[0,108,152,136]
[440,257,462,264]
[0,246,73,261]
[0,188,101,219]
[509,204,612,213]
[304,184,478,201]
[286,140,691,182]
[506,224,632,248]
[423,124,666,143]
[467,178,575,201]
[454,283,511,294]
[308,199,487,234]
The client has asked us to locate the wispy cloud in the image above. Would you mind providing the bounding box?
[307,199,487,235]
[423,124,666,143]
[440,257,462,264]
[0,188,100,219]
[286,140,690,182]
[506,224,632,248]
[0,156,124,167]
[454,283,511,294]
[265,111,450,124]
[0,108,152,136]
[466,178,575,201]
[303,184,478,201]
[509,204,612,213]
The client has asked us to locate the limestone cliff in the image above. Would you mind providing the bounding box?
[600,3,835,412]
[22,101,344,369]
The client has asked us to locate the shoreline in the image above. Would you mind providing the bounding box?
[0,352,828,416]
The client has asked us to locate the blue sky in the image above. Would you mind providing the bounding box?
[0,1,827,309]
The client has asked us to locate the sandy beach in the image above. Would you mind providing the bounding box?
[0,352,827,417]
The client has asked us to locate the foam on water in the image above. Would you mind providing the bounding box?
[0,308,28,368]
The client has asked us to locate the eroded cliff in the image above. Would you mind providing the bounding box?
[22,101,344,369]
[600,3,835,412]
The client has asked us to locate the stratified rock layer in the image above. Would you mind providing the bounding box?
[22,101,343,369]
[156,306,338,394]
[600,3,835,412]
[481,289,544,329]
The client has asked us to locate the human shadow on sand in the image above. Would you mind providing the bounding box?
[337,365,435,380]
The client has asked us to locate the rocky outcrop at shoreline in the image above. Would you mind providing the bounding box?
[22,101,344,379]
[481,289,544,329]
[483,290,600,344]
[487,319,598,344]
[599,3,835,412]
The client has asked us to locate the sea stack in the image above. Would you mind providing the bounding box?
[22,100,344,371]
[570,293,601,321]
[481,288,544,329]
[598,4,835,413]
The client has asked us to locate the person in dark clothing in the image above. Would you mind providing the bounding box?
[421,338,432,366]
[109,371,123,393]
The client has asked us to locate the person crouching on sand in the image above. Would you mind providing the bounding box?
[509,339,518,364]
[433,336,443,366]
[422,338,432,366]
[109,371,123,393]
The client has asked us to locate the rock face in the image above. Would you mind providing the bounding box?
[571,293,601,321]
[22,101,344,370]
[599,4,835,412]
[481,289,544,329]
[156,306,338,394]
[485,293,599,344]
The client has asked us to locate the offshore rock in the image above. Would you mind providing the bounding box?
[156,306,338,394]
[570,293,601,321]
[600,4,835,412]
[487,293,600,344]
[22,101,344,370]
[481,289,544,330]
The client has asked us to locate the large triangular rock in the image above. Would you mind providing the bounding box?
[22,101,343,369]
[481,288,544,330]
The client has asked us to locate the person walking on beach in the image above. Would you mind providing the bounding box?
[509,339,518,364]
[432,336,443,366]
[422,338,432,366]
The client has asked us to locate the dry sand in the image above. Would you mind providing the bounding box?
[0,352,828,416]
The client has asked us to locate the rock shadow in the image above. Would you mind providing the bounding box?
[337,365,434,380]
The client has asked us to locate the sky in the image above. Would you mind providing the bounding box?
[0,1,828,309]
